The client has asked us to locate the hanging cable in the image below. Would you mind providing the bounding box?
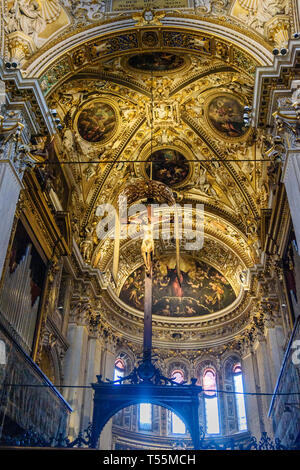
[2,383,300,396]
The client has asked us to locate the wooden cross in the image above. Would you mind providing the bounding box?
[142,203,154,363]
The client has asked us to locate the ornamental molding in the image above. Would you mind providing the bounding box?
[23,19,271,79]
[97,288,257,349]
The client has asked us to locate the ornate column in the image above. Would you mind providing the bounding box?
[282,149,300,248]
[99,334,117,450]
[61,275,73,337]
[252,330,274,436]
[240,338,265,438]
[63,301,90,438]
[271,82,300,249]
[263,307,285,388]
[81,315,104,430]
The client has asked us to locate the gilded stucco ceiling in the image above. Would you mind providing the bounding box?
[2,0,295,340]
[44,33,261,325]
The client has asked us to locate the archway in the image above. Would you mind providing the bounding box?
[102,403,191,450]
[90,376,202,449]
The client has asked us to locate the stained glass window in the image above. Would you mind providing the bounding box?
[233,364,247,431]
[113,358,125,383]
[171,369,185,384]
[203,369,220,434]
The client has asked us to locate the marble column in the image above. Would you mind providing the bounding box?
[241,347,265,438]
[99,338,116,450]
[81,333,104,429]
[265,322,285,389]
[61,276,73,337]
[63,322,89,438]
[253,336,274,436]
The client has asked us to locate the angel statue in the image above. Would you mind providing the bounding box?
[80,227,94,263]
[5,0,61,44]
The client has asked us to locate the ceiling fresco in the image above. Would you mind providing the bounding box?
[144,149,190,187]
[0,0,296,349]
[127,52,186,72]
[120,256,237,317]
[206,94,247,139]
[75,100,117,144]
[25,9,287,332]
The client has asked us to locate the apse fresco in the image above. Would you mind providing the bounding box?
[120,256,236,317]
[128,52,185,72]
[207,95,246,138]
[77,101,116,143]
[145,149,189,186]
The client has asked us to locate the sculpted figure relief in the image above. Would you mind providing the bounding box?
[194,0,212,12]
[61,0,106,22]
[239,0,288,31]
[5,0,62,39]
[6,0,46,41]
[80,227,94,263]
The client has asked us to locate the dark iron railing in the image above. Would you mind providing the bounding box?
[0,425,298,450]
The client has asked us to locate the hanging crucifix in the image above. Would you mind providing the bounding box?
[141,203,154,363]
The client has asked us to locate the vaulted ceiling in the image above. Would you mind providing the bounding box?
[7,0,293,343]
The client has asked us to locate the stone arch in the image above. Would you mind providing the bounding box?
[114,348,135,375]
[223,354,242,379]
[195,358,220,385]
[165,358,191,382]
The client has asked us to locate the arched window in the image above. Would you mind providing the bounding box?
[233,364,247,431]
[171,369,185,384]
[0,340,6,365]
[203,368,220,435]
[113,358,125,383]
[139,403,152,431]
[170,369,186,434]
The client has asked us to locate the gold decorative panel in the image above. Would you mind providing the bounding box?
[111,0,190,11]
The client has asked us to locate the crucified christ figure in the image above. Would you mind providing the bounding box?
[141,223,154,276]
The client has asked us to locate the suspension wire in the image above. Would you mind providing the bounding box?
[33,159,274,164]
[2,383,300,396]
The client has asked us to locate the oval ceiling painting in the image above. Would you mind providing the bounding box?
[207,94,246,139]
[145,149,190,187]
[120,256,236,317]
[127,52,185,72]
[76,100,116,143]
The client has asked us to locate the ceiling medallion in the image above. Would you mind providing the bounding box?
[144,149,190,188]
[141,31,159,48]
[125,52,188,75]
[204,92,250,140]
[74,98,119,144]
